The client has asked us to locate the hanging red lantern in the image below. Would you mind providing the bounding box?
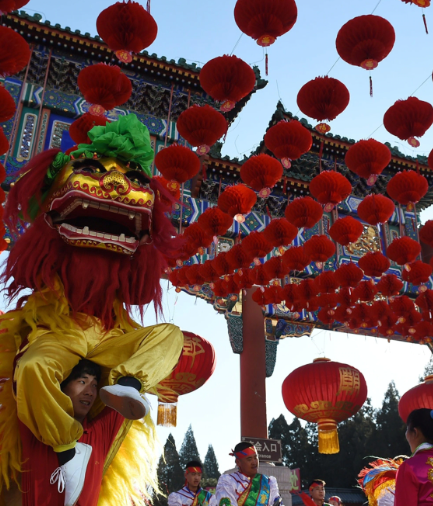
[252,264,271,286]
[429,148,433,170]
[297,76,350,132]
[282,358,367,454]
[304,235,336,266]
[282,283,300,307]
[0,26,30,77]
[387,237,421,266]
[283,246,310,272]
[233,269,254,290]
[416,289,433,311]
[213,279,230,298]
[242,231,273,262]
[177,105,228,155]
[197,207,233,238]
[234,0,298,47]
[156,331,216,427]
[185,264,205,286]
[336,15,395,96]
[285,196,323,229]
[353,280,378,302]
[383,97,433,147]
[153,176,181,207]
[69,113,110,145]
[263,285,284,305]
[252,287,267,306]
[263,256,290,280]
[334,305,352,323]
[199,261,219,284]
[97,1,157,63]
[402,260,432,286]
[183,223,213,250]
[0,86,16,123]
[391,295,416,318]
[357,194,395,225]
[376,274,403,296]
[217,184,257,223]
[399,375,433,424]
[351,303,378,328]
[359,252,390,277]
[345,139,391,184]
[413,321,433,342]
[337,287,355,308]
[315,271,339,294]
[77,64,132,115]
[386,170,428,210]
[199,55,256,112]
[264,120,313,169]
[318,307,336,325]
[0,0,30,13]
[401,0,430,34]
[335,262,364,288]
[226,244,254,272]
[329,217,364,246]
[263,218,298,248]
[309,171,352,211]
[212,252,234,278]
[420,220,433,247]
[0,127,9,156]
[240,154,283,196]
[155,144,201,184]
[297,278,318,303]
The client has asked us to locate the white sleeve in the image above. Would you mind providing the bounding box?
[268,476,282,506]
[168,492,182,506]
[209,494,218,506]
[215,474,239,506]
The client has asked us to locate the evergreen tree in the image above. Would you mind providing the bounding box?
[204,445,221,479]
[155,433,184,505]
[420,355,433,381]
[179,425,201,469]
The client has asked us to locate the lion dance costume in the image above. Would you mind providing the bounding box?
[0,114,184,505]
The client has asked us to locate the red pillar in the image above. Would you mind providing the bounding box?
[240,288,268,439]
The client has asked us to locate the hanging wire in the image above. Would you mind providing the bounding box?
[371,0,384,14]
[230,33,244,56]
[326,57,341,76]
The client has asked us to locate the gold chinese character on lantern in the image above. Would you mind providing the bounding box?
[336,367,361,396]
[183,336,205,367]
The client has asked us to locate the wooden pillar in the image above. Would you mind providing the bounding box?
[240,288,268,439]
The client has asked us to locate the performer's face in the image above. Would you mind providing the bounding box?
[329,501,339,506]
[236,453,259,478]
[310,485,325,501]
[185,470,202,489]
[62,373,98,422]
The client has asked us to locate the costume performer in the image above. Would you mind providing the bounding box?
[394,408,433,506]
[358,456,403,506]
[0,114,184,506]
[214,442,283,506]
[297,480,330,506]
[328,497,342,506]
[168,460,215,506]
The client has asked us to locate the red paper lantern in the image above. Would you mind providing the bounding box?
[199,261,219,283]
[199,55,256,112]
[233,269,254,290]
[336,15,395,71]
[213,252,234,277]
[69,113,110,145]
[297,76,350,132]
[263,285,284,305]
[329,217,364,246]
[97,1,157,63]
[242,231,273,260]
[391,295,416,318]
[153,176,181,207]
[155,144,201,184]
[387,237,421,266]
[218,184,257,222]
[420,220,433,247]
[264,120,312,168]
[416,289,433,311]
[197,207,233,237]
[156,331,216,427]
[185,264,205,286]
[345,139,391,182]
[0,86,16,123]
[351,303,378,328]
[0,26,30,77]
[297,279,318,303]
[357,194,395,225]
[263,218,298,247]
[428,149,433,170]
[226,244,254,271]
[252,287,267,306]
[77,64,132,114]
[413,321,433,343]
[282,358,367,453]
[376,274,403,296]
[304,235,336,265]
[177,105,228,155]
[359,251,390,277]
[240,154,283,195]
[383,97,433,147]
[399,376,433,424]
[234,0,298,47]
[183,223,213,249]
[387,170,428,209]
[0,0,29,13]
[402,260,432,285]
[335,262,364,288]
[309,171,352,211]
[285,196,323,229]
[282,283,300,307]
[315,271,339,294]
[263,257,289,280]
[252,264,271,286]
[337,287,355,308]
[283,246,310,272]
[0,127,9,156]
[353,280,378,302]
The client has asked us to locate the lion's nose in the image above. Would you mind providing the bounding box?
[100,170,130,193]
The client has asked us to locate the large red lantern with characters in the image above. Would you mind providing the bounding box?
[282,358,367,454]
[155,331,216,427]
[399,376,433,423]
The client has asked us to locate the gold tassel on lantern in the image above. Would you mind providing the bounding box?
[157,401,178,427]
[317,419,340,454]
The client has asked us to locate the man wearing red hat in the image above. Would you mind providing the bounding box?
[214,442,283,506]
[168,461,215,506]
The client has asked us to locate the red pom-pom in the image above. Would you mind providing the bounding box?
[240,154,283,192]
[0,26,30,77]
[285,196,323,229]
[359,251,390,277]
[263,218,298,247]
[177,105,227,152]
[155,144,201,184]
[69,113,110,144]
[357,194,395,225]
[387,237,421,266]
[329,216,364,246]
[345,139,391,179]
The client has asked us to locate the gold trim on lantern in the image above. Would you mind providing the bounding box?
[317,419,340,454]
[157,401,178,427]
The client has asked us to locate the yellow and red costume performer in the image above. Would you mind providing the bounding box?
[358,457,403,506]
[0,114,184,505]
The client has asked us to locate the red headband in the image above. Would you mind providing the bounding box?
[229,446,257,459]
[328,497,340,505]
[186,466,202,474]
[309,482,325,492]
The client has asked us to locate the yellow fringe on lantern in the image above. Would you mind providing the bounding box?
[98,414,161,506]
[317,419,340,454]
[157,401,178,427]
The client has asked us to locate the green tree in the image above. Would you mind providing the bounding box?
[154,433,184,506]
[179,425,201,469]
[420,355,433,381]
[204,445,221,479]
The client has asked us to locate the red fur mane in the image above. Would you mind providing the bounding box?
[3,151,182,328]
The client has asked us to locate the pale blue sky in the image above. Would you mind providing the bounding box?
[6,0,433,473]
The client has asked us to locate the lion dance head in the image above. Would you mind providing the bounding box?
[3,114,181,327]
